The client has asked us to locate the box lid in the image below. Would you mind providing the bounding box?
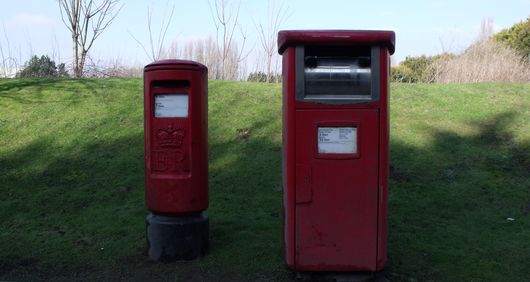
[144,59,207,72]
[278,30,395,55]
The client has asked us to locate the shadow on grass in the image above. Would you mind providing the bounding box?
[0,130,145,280]
[0,78,132,106]
[387,111,530,281]
[0,93,285,281]
[1,95,529,281]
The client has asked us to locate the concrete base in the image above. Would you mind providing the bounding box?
[146,211,208,261]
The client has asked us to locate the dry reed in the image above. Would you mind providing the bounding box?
[434,40,530,83]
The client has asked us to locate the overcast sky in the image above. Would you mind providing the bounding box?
[1,0,529,68]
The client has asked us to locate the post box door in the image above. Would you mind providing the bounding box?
[295,109,379,270]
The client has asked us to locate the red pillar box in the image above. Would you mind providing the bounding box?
[278,30,395,272]
[144,60,208,261]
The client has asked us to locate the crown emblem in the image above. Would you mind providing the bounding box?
[157,124,185,147]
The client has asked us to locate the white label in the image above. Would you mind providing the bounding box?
[155,94,188,117]
[318,127,357,154]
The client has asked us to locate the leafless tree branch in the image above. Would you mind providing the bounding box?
[208,0,249,80]
[253,0,289,82]
[58,0,121,78]
[128,2,176,62]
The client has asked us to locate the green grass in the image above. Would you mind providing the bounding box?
[1,79,529,281]
[388,83,530,281]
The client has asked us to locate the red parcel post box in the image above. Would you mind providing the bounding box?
[144,60,208,261]
[278,30,395,272]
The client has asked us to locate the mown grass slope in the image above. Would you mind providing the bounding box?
[388,83,530,281]
[0,79,529,281]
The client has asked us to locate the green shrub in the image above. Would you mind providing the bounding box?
[16,55,68,78]
[396,53,455,83]
[401,55,435,83]
[57,63,68,77]
[401,55,432,82]
[247,71,281,83]
[391,65,416,83]
[493,16,530,58]
[247,71,268,82]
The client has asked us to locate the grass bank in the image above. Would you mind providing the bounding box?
[0,79,529,281]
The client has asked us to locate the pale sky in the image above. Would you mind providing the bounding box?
[1,0,529,71]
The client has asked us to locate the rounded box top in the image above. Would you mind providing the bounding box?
[277,30,395,55]
[144,59,207,73]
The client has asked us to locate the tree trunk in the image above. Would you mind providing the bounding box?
[59,0,120,78]
[266,53,272,83]
[73,34,80,78]
[79,50,87,78]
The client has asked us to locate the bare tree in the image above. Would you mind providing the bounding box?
[208,0,250,80]
[478,17,495,42]
[50,33,62,65]
[129,2,176,62]
[254,0,288,83]
[200,37,223,79]
[178,37,220,80]
[58,0,121,78]
[165,41,181,60]
[0,23,19,78]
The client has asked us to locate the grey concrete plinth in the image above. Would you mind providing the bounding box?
[146,211,208,262]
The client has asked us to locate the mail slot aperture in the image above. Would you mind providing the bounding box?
[296,45,380,103]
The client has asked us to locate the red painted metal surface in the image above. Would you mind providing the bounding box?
[295,109,379,271]
[282,47,297,268]
[144,60,208,215]
[376,48,390,270]
[278,30,395,55]
[279,30,393,272]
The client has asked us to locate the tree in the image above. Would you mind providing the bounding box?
[493,16,530,58]
[208,0,249,80]
[16,55,68,78]
[254,0,288,83]
[0,23,19,78]
[180,37,222,80]
[58,0,121,78]
[478,17,495,42]
[129,2,176,62]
